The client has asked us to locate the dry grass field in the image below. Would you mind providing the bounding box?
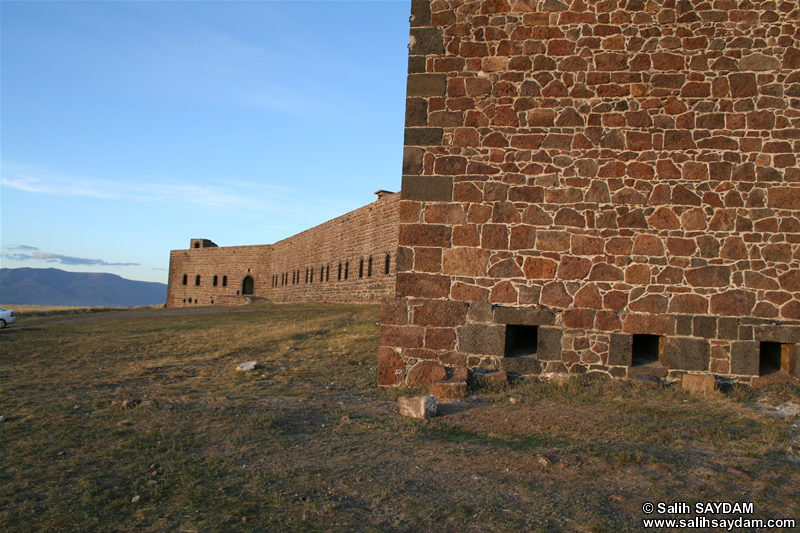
[1,302,799,532]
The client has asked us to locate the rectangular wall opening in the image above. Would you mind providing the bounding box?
[504,325,538,358]
[759,341,793,376]
[632,334,661,366]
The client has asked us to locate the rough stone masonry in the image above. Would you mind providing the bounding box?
[377,0,800,387]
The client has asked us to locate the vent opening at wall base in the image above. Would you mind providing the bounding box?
[759,341,796,377]
[504,325,538,358]
[632,334,661,366]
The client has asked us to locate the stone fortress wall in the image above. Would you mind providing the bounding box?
[166,192,400,308]
[378,0,800,387]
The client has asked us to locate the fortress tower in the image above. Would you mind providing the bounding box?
[378,0,800,387]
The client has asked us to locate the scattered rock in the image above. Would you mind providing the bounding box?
[431,380,468,400]
[237,361,258,371]
[596,458,614,471]
[726,467,753,481]
[450,367,470,382]
[788,445,800,463]
[0,415,5,422]
[509,397,520,404]
[398,395,437,419]
[751,372,799,388]
[131,495,140,503]
[536,454,552,467]
[632,374,663,389]
[73,405,81,410]
[121,398,141,409]
[476,370,509,387]
[547,373,575,386]
[681,374,717,395]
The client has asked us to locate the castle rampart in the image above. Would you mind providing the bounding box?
[166,192,400,307]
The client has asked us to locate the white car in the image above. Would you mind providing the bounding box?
[0,307,16,328]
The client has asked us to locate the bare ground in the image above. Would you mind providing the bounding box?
[1,302,798,532]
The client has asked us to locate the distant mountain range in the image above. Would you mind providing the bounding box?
[0,268,167,307]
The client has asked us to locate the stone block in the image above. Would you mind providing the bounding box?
[381,297,408,326]
[623,314,675,336]
[399,223,451,248]
[404,127,444,146]
[442,247,490,277]
[402,149,425,178]
[398,395,437,419]
[431,381,468,400]
[753,326,800,344]
[410,27,444,55]
[425,328,456,350]
[681,374,718,395]
[537,327,562,361]
[405,99,427,128]
[412,300,468,328]
[608,333,632,366]
[501,356,542,375]
[406,360,448,385]
[467,302,493,323]
[409,0,430,26]
[395,273,450,299]
[685,266,731,287]
[676,316,692,336]
[522,257,558,279]
[718,318,739,340]
[710,290,756,317]
[458,324,506,356]
[662,337,710,371]
[693,317,717,339]
[493,307,556,326]
[378,348,406,387]
[380,324,425,349]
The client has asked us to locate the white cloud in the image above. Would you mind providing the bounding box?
[0,163,343,219]
[1,166,259,209]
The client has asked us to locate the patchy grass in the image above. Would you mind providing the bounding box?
[1,302,799,532]
[3,304,164,319]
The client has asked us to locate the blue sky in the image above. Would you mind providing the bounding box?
[1,0,410,284]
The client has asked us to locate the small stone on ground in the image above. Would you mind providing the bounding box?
[398,395,437,419]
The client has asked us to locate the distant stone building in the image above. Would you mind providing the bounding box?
[377,0,800,387]
[166,191,400,307]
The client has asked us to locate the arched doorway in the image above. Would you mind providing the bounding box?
[242,275,254,295]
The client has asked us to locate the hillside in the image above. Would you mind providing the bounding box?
[0,267,167,307]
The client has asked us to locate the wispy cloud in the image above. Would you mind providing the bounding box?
[1,164,345,221]
[3,249,139,267]
[1,165,268,210]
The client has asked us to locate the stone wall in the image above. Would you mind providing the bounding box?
[378,0,800,387]
[167,192,400,307]
[269,192,401,304]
